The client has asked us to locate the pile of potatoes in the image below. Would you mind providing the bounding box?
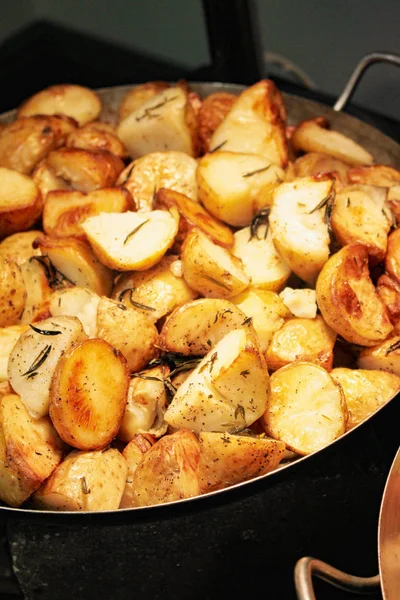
[0,80,400,512]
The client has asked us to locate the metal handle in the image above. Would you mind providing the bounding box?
[294,557,380,599]
[334,51,400,112]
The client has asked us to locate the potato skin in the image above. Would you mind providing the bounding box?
[0,257,26,326]
[66,124,127,159]
[118,81,170,122]
[293,152,350,189]
[198,92,236,153]
[0,230,43,265]
[0,167,43,240]
[385,229,400,285]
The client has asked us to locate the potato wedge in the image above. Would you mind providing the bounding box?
[209,80,288,167]
[66,123,127,159]
[120,434,154,508]
[358,336,400,376]
[32,161,70,199]
[0,115,76,175]
[19,258,52,323]
[0,393,64,507]
[44,148,124,193]
[159,298,249,355]
[293,152,350,189]
[279,287,317,319]
[198,92,236,153]
[119,366,169,442]
[155,187,234,249]
[117,151,198,212]
[385,229,400,285]
[265,315,337,371]
[49,287,100,337]
[112,254,196,322]
[0,325,28,382]
[347,164,400,187]
[33,448,127,511]
[316,243,392,346]
[181,228,249,299]
[118,81,170,122]
[291,118,373,166]
[18,84,102,126]
[269,175,334,284]
[36,235,113,296]
[232,225,291,291]
[376,274,400,333]
[0,257,26,326]
[197,151,285,227]
[116,87,199,158]
[164,328,269,433]
[331,367,400,430]
[0,230,43,265]
[96,297,158,372]
[198,432,285,493]
[331,184,391,262]
[49,338,129,449]
[0,167,42,239]
[230,289,290,352]
[82,210,178,272]
[132,429,201,507]
[262,362,346,455]
[43,187,133,239]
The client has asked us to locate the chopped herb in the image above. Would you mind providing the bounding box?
[206,339,212,347]
[123,219,149,245]
[321,414,332,422]
[385,340,400,355]
[118,288,155,312]
[22,345,52,377]
[27,371,39,380]
[240,370,250,377]
[235,405,246,420]
[242,165,271,178]
[213,312,219,324]
[249,207,270,240]
[29,324,62,336]
[209,140,227,153]
[242,316,253,326]
[203,274,231,291]
[209,352,218,373]
[35,451,42,455]
[346,197,351,208]
[117,303,127,311]
[309,191,335,215]
[81,477,90,495]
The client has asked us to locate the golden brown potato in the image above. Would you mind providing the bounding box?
[262,362,346,455]
[120,433,154,508]
[316,243,393,346]
[112,254,196,322]
[331,367,400,430]
[347,164,400,187]
[66,123,128,159]
[0,325,28,382]
[330,184,391,262]
[0,393,64,507]
[388,185,400,221]
[132,429,201,507]
[181,228,249,299]
[265,315,337,371]
[358,335,400,376]
[0,167,43,240]
[33,448,127,511]
[0,115,76,175]
[0,230,43,265]
[197,92,236,153]
[96,297,158,372]
[49,287,100,337]
[377,274,400,333]
[293,152,350,189]
[209,80,288,167]
[117,151,198,212]
[18,84,102,126]
[279,287,317,319]
[198,432,285,493]
[385,229,400,286]
[43,187,133,239]
[118,81,170,122]
[49,338,130,450]
[0,256,26,326]
[35,235,114,296]
[19,258,52,323]
[32,161,70,199]
[155,187,234,249]
[291,118,374,166]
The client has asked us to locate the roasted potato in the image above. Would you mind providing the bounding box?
[388,185,400,221]
[0,256,26,326]
[198,91,236,153]
[316,243,393,346]
[0,325,29,382]
[32,161,70,199]
[0,167,43,239]
[0,230,43,265]
[118,81,170,122]
[19,258,52,323]
[120,434,154,508]
[293,152,350,189]
[376,274,400,333]
[347,164,400,187]
[358,336,400,376]
[385,229,400,285]
[279,287,317,319]
[49,286,100,337]
[66,123,127,159]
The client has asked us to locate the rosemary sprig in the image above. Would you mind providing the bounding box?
[135,96,178,122]
[22,345,52,377]
[81,477,90,495]
[30,256,74,289]
[203,274,231,291]
[209,140,227,153]
[29,324,62,336]
[249,207,270,241]
[385,340,400,355]
[309,191,335,215]
[234,405,246,420]
[123,219,149,245]
[242,165,271,178]
[118,288,155,312]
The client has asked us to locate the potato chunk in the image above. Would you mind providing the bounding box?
[347,164,400,187]
[33,448,127,511]
[331,367,400,430]
[132,429,201,507]
[0,167,42,239]
[279,287,317,319]
[293,152,350,189]
[316,243,393,346]
[0,325,28,382]
[198,92,236,153]
[49,338,129,450]
[262,362,346,455]
[358,336,400,376]
[198,432,285,493]
[19,258,52,323]
[120,434,154,508]
[0,393,64,507]
[118,81,170,122]
[66,123,127,159]
[0,230,43,265]
[49,287,100,337]
[0,257,26,326]
[18,84,102,126]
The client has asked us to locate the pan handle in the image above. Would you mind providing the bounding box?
[294,556,380,599]
[334,51,400,112]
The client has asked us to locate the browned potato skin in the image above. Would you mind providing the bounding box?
[118,81,170,122]
[0,257,26,326]
[293,152,350,189]
[0,115,77,175]
[120,433,155,508]
[32,162,70,199]
[377,274,400,333]
[385,229,400,285]
[43,187,134,239]
[49,338,130,450]
[0,170,43,240]
[347,165,400,187]
[133,429,201,507]
[0,230,43,265]
[198,92,236,153]
[66,124,128,159]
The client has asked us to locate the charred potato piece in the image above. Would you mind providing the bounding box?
[0,325,29,381]
[0,230,43,265]
[49,338,129,450]
[120,434,154,508]
[331,367,400,430]
[385,229,400,285]
[262,362,346,455]
[347,164,400,187]
[293,152,350,188]
[18,84,102,126]
[316,243,393,346]
[198,92,236,153]
[358,336,400,376]
[66,123,127,159]
[49,287,100,337]
[0,167,43,239]
[33,448,127,511]
[265,315,337,371]
[118,81,170,122]
[279,287,317,319]
[0,257,26,326]
[19,258,52,323]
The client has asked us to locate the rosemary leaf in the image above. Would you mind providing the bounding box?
[22,345,52,376]
[242,165,271,178]
[202,274,231,291]
[209,140,227,153]
[309,191,334,214]
[29,324,62,336]
[249,208,270,241]
[81,476,90,495]
[385,340,400,355]
[234,404,246,420]
[123,219,149,245]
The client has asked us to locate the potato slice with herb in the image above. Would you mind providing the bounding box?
[316,242,393,346]
[0,393,64,507]
[358,336,400,376]
[181,228,249,298]
[331,367,400,430]
[0,230,43,265]
[82,210,178,272]
[9,316,88,419]
[279,287,317,319]
[0,325,29,382]
[33,448,127,511]
[0,167,43,239]
[49,287,100,337]
[0,256,26,326]
[197,151,285,227]
[198,92,236,153]
[269,175,334,284]
[18,84,102,126]
[120,433,155,508]
[118,81,170,122]
[262,362,346,455]
[66,123,127,159]
[198,432,285,493]
[49,338,129,450]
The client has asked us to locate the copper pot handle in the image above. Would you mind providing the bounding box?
[333,51,400,112]
[294,556,380,599]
